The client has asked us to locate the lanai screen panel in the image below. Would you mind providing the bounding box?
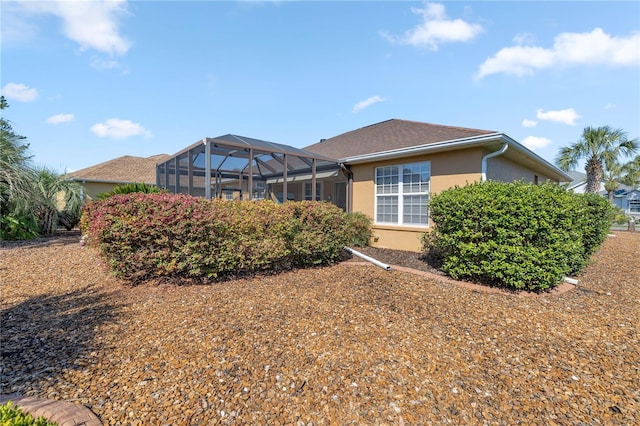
[156,134,340,200]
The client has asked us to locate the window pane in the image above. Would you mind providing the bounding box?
[376,195,398,223]
[376,166,399,194]
[403,161,430,193]
[304,182,322,200]
[403,194,429,225]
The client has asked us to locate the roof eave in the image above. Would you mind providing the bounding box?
[69,177,156,185]
[340,133,572,182]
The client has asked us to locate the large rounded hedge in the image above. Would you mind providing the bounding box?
[423,181,614,291]
[81,193,370,284]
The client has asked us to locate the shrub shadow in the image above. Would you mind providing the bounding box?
[0,230,82,251]
[1,285,122,396]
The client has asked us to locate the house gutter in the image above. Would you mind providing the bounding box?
[340,133,504,164]
[481,142,509,181]
[339,133,572,183]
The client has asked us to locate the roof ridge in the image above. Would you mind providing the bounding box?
[390,118,497,134]
[325,118,496,142]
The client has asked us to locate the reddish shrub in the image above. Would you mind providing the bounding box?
[81,194,366,284]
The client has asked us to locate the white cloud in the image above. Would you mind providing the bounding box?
[522,119,538,128]
[382,2,483,50]
[15,0,131,55]
[536,108,581,126]
[1,82,38,102]
[477,28,640,79]
[91,118,152,139]
[604,103,616,110]
[522,136,552,151]
[46,113,75,124]
[353,96,386,113]
[90,57,127,72]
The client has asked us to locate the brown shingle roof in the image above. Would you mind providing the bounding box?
[65,154,170,185]
[304,119,496,160]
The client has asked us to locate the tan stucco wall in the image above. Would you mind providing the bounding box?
[350,148,485,251]
[486,155,555,183]
[79,182,120,200]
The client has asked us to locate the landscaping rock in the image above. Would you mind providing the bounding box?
[1,231,638,424]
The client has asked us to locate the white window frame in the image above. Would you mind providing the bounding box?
[304,181,323,201]
[252,181,266,200]
[629,199,640,213]
[374,161,430,226]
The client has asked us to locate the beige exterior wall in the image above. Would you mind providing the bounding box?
[350,148,485,252]
[79,182,120,200]
[486,156,555,183]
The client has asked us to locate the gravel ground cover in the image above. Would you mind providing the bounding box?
[1,231,638,425]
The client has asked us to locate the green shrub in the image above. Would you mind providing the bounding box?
[342,212,372,247]
[94,182,164,200]
[573,192,615,264]
[424,181,614,291]
[0,212,39,240]
[0,401,58,425]
[612,208,630,225]
[81,194,358,283]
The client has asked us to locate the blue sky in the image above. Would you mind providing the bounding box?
[2,0,639,173]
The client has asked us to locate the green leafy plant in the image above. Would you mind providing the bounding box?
[342,212,372,247]
[81,194,363,284]
[0,401,58,425]
[95,182,164,200]
[424,181,614,291]
[0,212,39,240]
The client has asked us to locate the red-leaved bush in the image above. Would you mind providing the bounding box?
[80,193,370,283]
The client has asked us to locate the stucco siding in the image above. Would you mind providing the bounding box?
[486,155,555,183]
[349,148,485,251]
[80,182,120,200]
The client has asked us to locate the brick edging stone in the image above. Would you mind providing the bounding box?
[0,395,102,426]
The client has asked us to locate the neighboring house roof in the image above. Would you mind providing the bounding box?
[304,118,571,182]
[66,154,170,185]
[304,119,496,159]
[566,171,639,195]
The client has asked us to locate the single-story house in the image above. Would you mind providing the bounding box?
[157,119,571,251]
[612,188,640,217]
[66,154,170,200]
[566,171,640,218]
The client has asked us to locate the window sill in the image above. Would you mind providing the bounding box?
[373,223,430,231]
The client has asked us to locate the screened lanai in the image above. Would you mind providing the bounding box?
[156,134,344,205]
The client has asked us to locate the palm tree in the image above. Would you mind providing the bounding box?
[31,166,84,235]
[621,155,640,188]
[556,126,639,194]
[603,159,624,202]
[0,96,33,207]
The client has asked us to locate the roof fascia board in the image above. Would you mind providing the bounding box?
[340,133,505,164]
[499,134,573,181]
[341,133,572,182]
[69,178,152,185]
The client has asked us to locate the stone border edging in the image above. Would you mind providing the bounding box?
[344,261,575,296]
[0,395,102,426]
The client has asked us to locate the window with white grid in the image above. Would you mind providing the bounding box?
[253,181,266,200]
[304,181,322,201]
[375,161,430,226]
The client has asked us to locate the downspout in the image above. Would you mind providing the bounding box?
[481,142,509,182]
[340,163,353,212]
[343,246,390,270]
